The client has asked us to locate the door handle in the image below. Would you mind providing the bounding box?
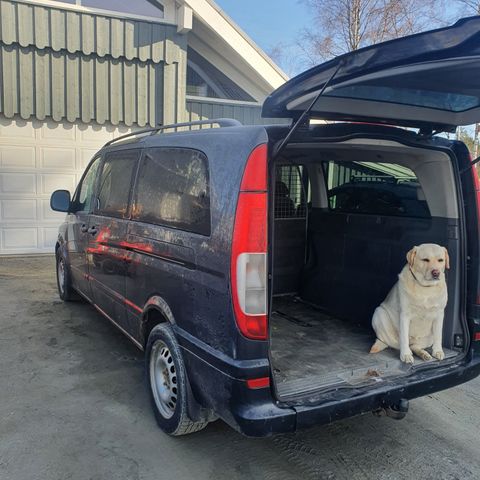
[88,226,98,235]
[80,224,88,233]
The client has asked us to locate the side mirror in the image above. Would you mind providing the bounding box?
[50,190,71,212]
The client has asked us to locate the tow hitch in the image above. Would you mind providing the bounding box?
[373,398,409,420]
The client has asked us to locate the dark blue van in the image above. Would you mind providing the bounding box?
[51,18,480,436]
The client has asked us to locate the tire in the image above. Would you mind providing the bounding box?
[56,251,78,302]
[146,323,208,436]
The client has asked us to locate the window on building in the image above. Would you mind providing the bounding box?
[50,1,164,19]
[95,150,140,218]
[323,161,430,218]
[133,148,211,235]
[186,48,255,102]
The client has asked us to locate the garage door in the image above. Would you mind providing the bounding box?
[0,116,131,255]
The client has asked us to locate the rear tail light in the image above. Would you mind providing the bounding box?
[236,253,267,314]
[474,332,480,342]
[231,144,268,340]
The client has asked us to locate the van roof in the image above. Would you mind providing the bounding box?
[99,123,271,155]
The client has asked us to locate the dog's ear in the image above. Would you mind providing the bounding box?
[444,247,450,270]
[406,246,418,267]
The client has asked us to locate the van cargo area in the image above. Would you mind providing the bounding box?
[269,135,465,401]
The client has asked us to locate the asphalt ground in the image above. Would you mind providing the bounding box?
[1,255,480,480]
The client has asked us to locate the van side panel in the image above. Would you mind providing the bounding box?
[121,126,270,412]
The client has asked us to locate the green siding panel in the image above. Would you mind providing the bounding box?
[95,58,109,125]
[111,18,125,60]
[137,62,148,127]
[51,8,66,52]
[0,1,16,46]
[17,3,33,47]
[51,52,65,121]
[0,0,186,127]
[2,46,17,118]
[66,11,81,54]
[186,99,289,126]
[35,49,50,120]
[34,6,49,50]
[0,0,183,64]
[19,47,33,119]
[81,13,95,55]
[110,60,122,126]
[80,55,94,123]
[124,60,136,126]
[148,64,156,127]
[0,43,176,127]
[96,16,110,58]
[138,22,152,63]
[66,54,80,123]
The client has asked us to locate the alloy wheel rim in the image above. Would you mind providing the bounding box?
[150,340,178,419]
[57,258,65,294]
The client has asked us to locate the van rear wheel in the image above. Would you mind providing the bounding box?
[146,324,208,435]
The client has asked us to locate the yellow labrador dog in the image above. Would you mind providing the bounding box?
[370,243,449,364]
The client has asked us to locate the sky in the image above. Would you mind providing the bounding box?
[215,1,464,54]
[213,0,469,77]
[214,0,311,73]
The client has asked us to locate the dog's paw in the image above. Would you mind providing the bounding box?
[433,349,445,361]
[400,350,414,364]
[418,350,433,361]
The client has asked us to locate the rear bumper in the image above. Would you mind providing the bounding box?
[294,355,480,431]
[178,327,480,436]
[225,355,480,437]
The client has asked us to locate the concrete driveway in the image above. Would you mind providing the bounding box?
[1,256,480,480]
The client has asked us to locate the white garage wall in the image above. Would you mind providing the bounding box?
[0,115,133,255]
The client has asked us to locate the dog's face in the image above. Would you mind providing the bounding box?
[407,243,449,286]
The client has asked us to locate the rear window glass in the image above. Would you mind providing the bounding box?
[96,150,140,218]
[275,165,310,219]
[327,85,480,112]
[323,161,431,218]
[133,148,211,235]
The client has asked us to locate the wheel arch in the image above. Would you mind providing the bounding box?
[141,295,176,348]
[55,234,67,257]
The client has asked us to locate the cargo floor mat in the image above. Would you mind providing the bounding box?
[270,296,458,400]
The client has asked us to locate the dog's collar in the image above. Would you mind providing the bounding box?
[409,267,436,287]
[409,267,420,283]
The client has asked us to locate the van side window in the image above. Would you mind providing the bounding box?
[323,161,431,218]
[275,165,310,219]
[132,148,211,235]
[72,156,101,213]
[96,150,140,218]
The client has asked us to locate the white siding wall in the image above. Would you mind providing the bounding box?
[0,115,132,254]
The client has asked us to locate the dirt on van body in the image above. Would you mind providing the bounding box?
[1,255,480,480]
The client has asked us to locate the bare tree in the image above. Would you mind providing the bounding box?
[267,43,305,78]
[455,0,480,14]
[298,0,442,64]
